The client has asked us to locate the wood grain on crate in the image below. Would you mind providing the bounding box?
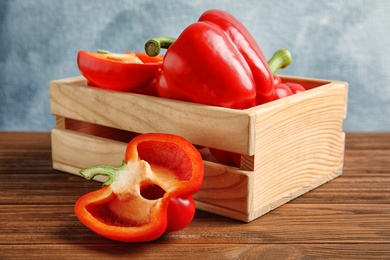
[51,127,252,218]
[50,77,254,155]
[50,76,348,222]
[248,80,348,219]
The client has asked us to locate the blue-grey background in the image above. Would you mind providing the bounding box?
[1,0,389,131]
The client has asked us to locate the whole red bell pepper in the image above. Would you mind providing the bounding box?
[74,133,204,242]
[77,50,163,94]
[145,10,291,109]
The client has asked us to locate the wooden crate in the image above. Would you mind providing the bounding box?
[50,76,348,222]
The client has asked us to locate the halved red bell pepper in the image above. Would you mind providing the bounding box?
[145,10,291,109]
[74,133,204,242]
[77,50,163,93]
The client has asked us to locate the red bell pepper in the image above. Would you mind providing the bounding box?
[273,75,305,95]
[77,50,163,94]
[145,10,291,109]
[273,83,293,99]
[272,81,305,100]
[74,133,204,242]
[285,82,306,94]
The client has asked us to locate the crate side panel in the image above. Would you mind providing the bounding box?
[50,77,252,155]
[251,82,348,215]
[51,128,127,170]
[193,161,251,215]
[51,128,251,217]
[248,138,344,221]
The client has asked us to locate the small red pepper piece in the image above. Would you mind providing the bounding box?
[272,77,306,98]
[74,133,204,242]
[273,83,293,100]
[145,10,291,109]
[285,82,306,94]
[77,50,162,93]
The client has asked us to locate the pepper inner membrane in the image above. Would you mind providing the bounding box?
[137,141,193,181]
[86,202,148,227]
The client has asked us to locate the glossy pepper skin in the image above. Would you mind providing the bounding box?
[77,51,162,93]
[74,133,204,242]
[146,9,276,109]
[198,10,275,106]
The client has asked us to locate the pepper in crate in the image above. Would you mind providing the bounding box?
[77,50,163,95]
[145,9,292,109]
[74,133,204,242]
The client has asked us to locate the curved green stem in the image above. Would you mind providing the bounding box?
[145,36,176,57]
[80,161,126,186]
[267,48,292,75]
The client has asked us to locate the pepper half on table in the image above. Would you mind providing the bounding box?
[74,133,204,242]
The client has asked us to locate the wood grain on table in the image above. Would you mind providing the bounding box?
[0,132,389,259]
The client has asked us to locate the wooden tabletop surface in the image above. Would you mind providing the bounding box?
[1,132,389,259]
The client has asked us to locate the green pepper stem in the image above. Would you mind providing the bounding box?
[80,161,126,186]
[267,48,292,75]
[145,36,176,57]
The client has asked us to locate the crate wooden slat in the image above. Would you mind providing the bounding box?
[50,76,348,222]
[50,77,254,155]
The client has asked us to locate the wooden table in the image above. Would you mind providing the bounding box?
[1,132,389,259]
